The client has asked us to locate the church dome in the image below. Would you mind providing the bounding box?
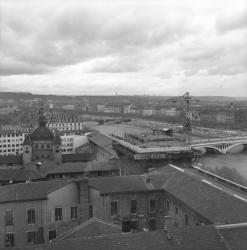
[30,126,54,141]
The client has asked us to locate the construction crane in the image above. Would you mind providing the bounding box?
[166,92,200,145]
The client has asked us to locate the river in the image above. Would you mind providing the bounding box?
[199,152,247,181]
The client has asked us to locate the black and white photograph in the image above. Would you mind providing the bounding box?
[0,0,246,249]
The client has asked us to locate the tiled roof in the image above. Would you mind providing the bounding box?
[218,224,247,250]
[0,179,71,203]
[88,175,157,194]
[0,168,42,182]
[148,166,247,224]
[0,155,23,165]
[62,153,91,163]
[12,225,228,250]
[55,218,122,241]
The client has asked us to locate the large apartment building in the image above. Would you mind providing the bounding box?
[0,131,25,157]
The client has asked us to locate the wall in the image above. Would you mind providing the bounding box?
[89,189,164,232]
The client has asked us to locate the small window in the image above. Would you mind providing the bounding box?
[111,201,118,216]
[166,200,170,212]
[35,144,38,149]
[27,231,36,245]
[5,209,14,226]
[47,144,50,149]
[71,207,78,220]
[48,230,56,242]
[149,218,156,231]
[41,144,44,149]
[55,208,62,221]
[89,205,93,218]
[27,208,35,224]
[130,199,137,214]
[5,233,14,247]
[149,198,156,211]
[185,214,189,225]
[175,207,179,215]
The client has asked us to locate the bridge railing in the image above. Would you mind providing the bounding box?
[192,136,247,145]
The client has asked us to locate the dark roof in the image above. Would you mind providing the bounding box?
[218,224,247,250]
[88,132,113,148]
[0,168,42,182]
[46,161,119,176]
[12,225,228,250]
[30,126,54,141]
[23,134,32,146]
[148,166,247,224]
[56,218,122,241]
[88,175,157,194]
[62,153,91,163]
[0,155,23,165]
[0,179,71,203]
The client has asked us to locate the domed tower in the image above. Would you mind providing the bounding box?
[30,104,56,162]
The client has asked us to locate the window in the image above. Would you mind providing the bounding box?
[130,199,137,214]
[27,231,36,245]
[55,208,62,221]
[166,200,170,212]
[185,214,189,225]
[27,208,35,224]
[149,219,156,231]
[5,233,14,247]
[175,207,179,215]
[41,144,44,149]
[5,209,14,226]
[48,230,56,242]
[47,144,50,149]
[35,144,38,149]
[71,207,78,220]
[111,201,118,216]
[149,198,156,211]
[89,205,93,218]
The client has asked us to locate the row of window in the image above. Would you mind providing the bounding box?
[4,207,78,227]
[5,229,57,247]
[0,144,22,147]
[34,144,51,150]
[110,198,157,216]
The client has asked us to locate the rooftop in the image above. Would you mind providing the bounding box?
[0,179,71,203]
[13,225,228,250]
[148,165,247,224]
[55,217,122,242]
[88,175,157,194]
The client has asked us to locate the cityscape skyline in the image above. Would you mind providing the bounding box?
[0,0,246,97]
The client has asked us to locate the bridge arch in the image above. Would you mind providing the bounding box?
[225,143,246,153]
[195,146,222,154]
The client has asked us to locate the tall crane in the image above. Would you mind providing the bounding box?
[166,92,199,145]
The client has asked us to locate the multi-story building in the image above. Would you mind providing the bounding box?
[0,130,25,156]
[148,165,247,229]
[88,175,164,232]
[46,113,85,132]
[0,179,81,248]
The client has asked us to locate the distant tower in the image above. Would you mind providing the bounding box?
[38,103,47,127]
[183,92,192,133]
[22,135,32,165]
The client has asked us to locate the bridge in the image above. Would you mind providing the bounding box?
[192,136,247,154]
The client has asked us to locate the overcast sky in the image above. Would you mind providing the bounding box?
[0,0,246,96]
